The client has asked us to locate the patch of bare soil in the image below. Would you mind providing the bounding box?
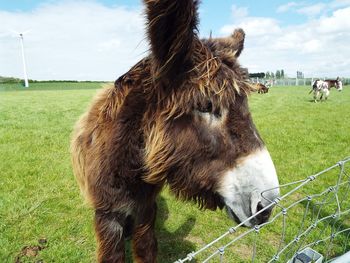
[15,238,47,263]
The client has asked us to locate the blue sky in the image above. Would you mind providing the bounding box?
[0,0,311,33]
[1,0,350,80]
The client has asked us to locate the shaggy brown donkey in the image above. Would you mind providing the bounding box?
[256,83,269,94]
[71,0,280,262]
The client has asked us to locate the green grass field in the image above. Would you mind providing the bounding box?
[0,83,349,262]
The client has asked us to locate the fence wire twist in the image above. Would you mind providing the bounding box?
[175,157,350,263]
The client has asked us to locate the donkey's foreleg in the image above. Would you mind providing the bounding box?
[132,203,158,263]
[94,210,126,263]
[324,89,330,101]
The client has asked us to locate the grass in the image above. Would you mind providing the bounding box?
[0,82,349,262]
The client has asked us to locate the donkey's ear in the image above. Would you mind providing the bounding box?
[206,28,245,59]
[144,0,199,86]
[230,28,245,58]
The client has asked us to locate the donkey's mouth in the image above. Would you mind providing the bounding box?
[225,206,245,225]
[225,202,274,227]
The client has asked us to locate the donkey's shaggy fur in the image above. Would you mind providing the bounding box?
[71,0,277,262]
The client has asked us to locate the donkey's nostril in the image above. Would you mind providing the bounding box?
[254,201,273,225]
[257,202,264,212]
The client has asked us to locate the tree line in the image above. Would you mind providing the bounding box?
[0,76,105,84]
[249,69,285,79]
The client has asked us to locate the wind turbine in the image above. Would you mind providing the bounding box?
[10,29,31,88]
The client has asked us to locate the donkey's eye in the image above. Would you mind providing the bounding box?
[213,108,222,118]
[198,100,213,113]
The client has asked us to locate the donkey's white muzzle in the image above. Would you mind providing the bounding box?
[217,148,279,227]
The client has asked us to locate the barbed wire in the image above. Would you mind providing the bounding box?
[175,157,350,263]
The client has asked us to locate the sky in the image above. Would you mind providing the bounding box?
[1,0,350,81]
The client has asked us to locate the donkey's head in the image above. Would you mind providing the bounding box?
[336,79,343,91]
[142,0,279,226]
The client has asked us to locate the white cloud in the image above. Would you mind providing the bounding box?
[317,7,350,33]
[231,5,248,20]
[219,4,350,78]
[222,5,281,39]
[2,1,350,80]
[330,0,350,8]
[277,2,299,13]
[0,1,148,81]
[277,1,349,17]
[98,39,122,52]
[221,17,281,37]
[296,3,327,17]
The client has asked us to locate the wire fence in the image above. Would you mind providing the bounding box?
[175,157,350,263]
[250,78,350,86]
